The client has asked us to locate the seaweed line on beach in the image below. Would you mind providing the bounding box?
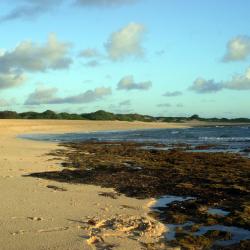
[26,141,250,249]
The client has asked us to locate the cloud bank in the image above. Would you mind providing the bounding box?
[25,86,112,105]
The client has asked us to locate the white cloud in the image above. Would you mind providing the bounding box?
[79,48,104,67]
[79,22,147,63]
[189,78,223,93]
[24,87,58,105]
[190,67,250,93]
[0,33,72,73]
[117,75,152,90]
[105,23,146,60]
[224,67,250,90]
[0,73,26,89]
[223,36,250,62]
[25,86,112,105]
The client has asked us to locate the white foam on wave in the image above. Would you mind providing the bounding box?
[171,131,180,134]
[199,136,250,142]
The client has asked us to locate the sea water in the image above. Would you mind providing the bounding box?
[21,125,250,156]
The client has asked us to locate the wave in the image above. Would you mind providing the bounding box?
[199,136,250,142]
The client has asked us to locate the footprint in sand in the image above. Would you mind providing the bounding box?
[27,217,44,221]
[11,216,44,221]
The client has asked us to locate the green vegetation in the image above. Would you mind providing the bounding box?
[0,109,249,123]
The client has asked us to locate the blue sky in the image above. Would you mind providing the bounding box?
[0,0,250,117]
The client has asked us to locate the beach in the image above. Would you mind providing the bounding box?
[0,119,190,250]
[2,1,249,249]
[1,119,249,250]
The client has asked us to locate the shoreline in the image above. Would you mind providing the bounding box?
[30,140,249,249]
[0,119,187,250]
[1,119,249,250]
[18,121,250,145]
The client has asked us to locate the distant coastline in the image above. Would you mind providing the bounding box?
[0,109,250,123]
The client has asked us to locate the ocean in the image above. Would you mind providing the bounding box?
[21,125,250,157]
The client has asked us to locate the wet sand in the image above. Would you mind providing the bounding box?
[0,119,190,250]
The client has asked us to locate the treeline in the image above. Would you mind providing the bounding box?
[0,110,155,122]
[0,110,249,123]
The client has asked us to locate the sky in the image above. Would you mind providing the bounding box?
[0,0,250,118]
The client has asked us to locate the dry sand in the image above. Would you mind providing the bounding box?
[1,119,243,249]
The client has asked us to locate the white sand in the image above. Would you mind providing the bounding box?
[0,119,191,250]
[1,119,247,249]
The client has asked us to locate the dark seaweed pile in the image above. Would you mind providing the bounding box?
[28,141,250,249]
